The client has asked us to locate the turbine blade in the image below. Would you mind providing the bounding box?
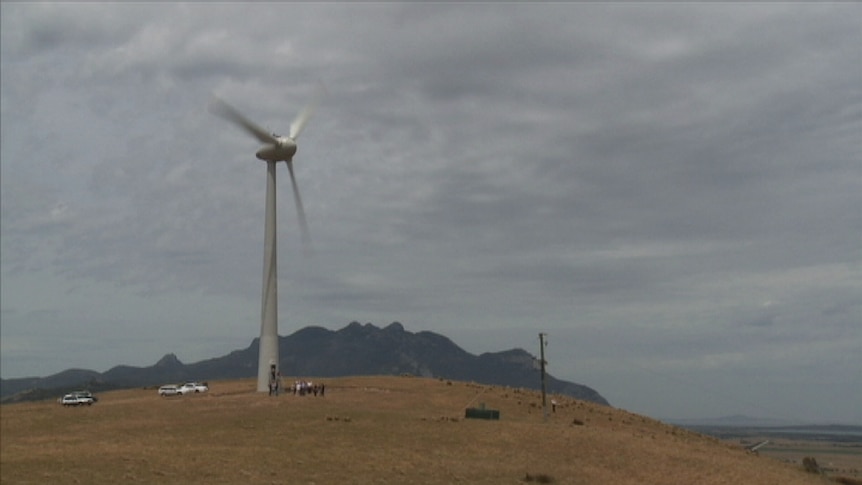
[289,81,327,140]
[209,96,278,145]
[286,159,312,255]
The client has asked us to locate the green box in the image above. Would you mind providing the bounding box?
[465,407,500,420]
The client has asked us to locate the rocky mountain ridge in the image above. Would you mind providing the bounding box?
[1,322,608,406]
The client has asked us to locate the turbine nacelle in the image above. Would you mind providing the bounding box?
[209,89,319,250]
[255,137,297,162]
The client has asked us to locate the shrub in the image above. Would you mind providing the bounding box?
[832,476,862,485]
[524,472,555,483]
[802,456,821,474]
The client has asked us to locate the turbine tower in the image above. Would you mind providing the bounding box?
[209,84,324,392]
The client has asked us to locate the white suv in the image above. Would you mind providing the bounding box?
[178,382,208,394]
[158,385,180,396]
[61,393,94,406]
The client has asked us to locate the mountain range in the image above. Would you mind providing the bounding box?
[0,321,609,406]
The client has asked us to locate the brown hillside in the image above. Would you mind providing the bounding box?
[0,376,835,484]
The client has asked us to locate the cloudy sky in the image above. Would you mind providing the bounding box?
[2,3,859,423]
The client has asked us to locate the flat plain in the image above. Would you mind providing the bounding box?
[0,376,844,484]
[742,438,861,481]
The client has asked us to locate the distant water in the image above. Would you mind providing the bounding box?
[680,424,862,442]
[766,426,862,438]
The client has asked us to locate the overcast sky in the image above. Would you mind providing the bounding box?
[2,3,859,423]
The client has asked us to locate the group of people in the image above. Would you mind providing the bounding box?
[267,365,326,397]
[291,380,324,396]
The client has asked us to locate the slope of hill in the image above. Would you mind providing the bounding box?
[0,322,607,405]
[0,376,839,484]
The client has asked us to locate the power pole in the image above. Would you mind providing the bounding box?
[539,332,548,420]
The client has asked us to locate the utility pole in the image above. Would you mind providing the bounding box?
[539,332,548,421]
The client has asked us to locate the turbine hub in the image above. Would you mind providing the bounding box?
[255,138,297,162]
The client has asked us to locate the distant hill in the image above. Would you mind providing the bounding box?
[0,322,609,406]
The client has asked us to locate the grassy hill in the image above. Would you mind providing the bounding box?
[0,376,838,484]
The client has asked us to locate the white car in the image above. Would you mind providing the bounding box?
[158,385,180,396]
[178,382,208,394]
[73,390,96,403]
[61,393,94,406]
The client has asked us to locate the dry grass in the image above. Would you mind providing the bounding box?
[1,376,837,484]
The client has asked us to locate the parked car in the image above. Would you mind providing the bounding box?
[178,382,208,394]
[74,394,95,405]
[158,385,180,396]
[72,390,97,403]
[61,393,94,406]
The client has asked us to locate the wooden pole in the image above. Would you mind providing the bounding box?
[539,332,548,420]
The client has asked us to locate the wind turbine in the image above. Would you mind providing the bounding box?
[209,84,324,392]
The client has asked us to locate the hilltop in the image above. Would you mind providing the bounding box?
[0,322,607,406]
[0,376,839,484]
